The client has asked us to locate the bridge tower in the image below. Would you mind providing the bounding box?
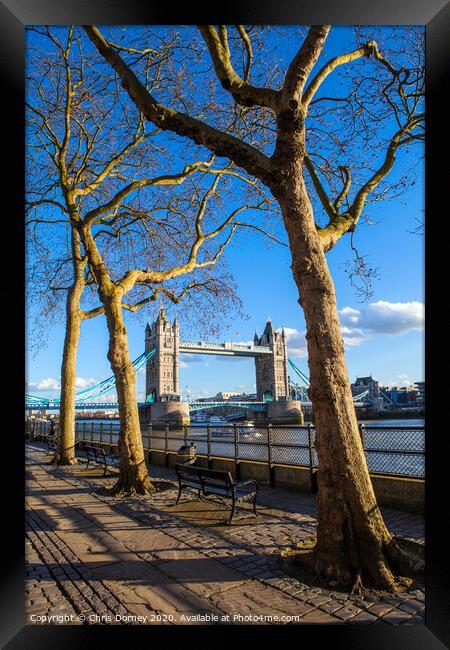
[145,306,180,402]
[254,318,289,401]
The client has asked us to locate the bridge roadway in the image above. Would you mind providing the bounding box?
[179,340,272,357]
[25,399,367,411]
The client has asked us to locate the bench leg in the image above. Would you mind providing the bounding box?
[198,490,207,502]
[253,494,258,517]
[228,499,236,524]
[175,485,183,505]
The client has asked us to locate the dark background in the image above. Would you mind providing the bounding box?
[1,0,448,647]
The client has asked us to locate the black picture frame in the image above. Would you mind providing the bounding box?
[2,1,448,647]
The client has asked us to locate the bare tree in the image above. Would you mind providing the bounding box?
[26,26,274,492]
[26,163,104,465]
[85,24,424,591]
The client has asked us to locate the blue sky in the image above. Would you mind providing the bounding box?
[25,26,425,401]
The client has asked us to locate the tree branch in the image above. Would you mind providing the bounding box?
[198,25,279,110]
[83,159,215,225]
[303,42,381,109]
[317,113,424,252]
[83,25,272,184]
[334,166,352,210]
[281,25,330,109]
[81,305,105,320]
[303,154,337,221]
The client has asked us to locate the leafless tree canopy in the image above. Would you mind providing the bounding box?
[26,26,282,340]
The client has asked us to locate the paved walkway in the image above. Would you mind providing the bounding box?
[25,441,425,626]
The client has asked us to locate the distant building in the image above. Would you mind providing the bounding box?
[215,391,242,401]
[351,375,379,399]
[196,391,257,403]
[379,383,423,407]
[414,381,425,405]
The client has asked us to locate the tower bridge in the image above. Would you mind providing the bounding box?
[141,307,303,426]
[25,307,373,424]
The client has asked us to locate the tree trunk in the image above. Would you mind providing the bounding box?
[103,295,154,496]
[275,166,408,591]
[55,286,82,465]
[54,228,87,466]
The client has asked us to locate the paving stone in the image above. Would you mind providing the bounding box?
[381,608,414,624]
[25,441,426,626]
[332,605,362,621]
[349,611,379,624]
[398,599,425,615]
[367,602,395,617]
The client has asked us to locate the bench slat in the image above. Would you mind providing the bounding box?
[175,463,259,523]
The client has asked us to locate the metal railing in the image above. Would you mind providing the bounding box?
[26,420,424,483]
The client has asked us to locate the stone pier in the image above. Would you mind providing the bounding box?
[139,402,190,429]
[254,400,304,426]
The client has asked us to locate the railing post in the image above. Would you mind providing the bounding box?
[90,421,94,442]
[207,424,212,469]
[308,423,316,493]
[110,422,113,446]
[164,423,169,467]
[359,423,366,448]
[83,421,86,442]
[148,423,153,466]
[234,423,240,480]
[183,424,188,446]
[100,421,103,445]
[267,423,274,486]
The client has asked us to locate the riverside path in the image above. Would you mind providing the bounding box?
[25,440,425,626]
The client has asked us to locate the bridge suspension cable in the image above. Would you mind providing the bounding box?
[25,348,156,408]
[288,360,373,405]
[288,358,310,386]
[379,390,395,405]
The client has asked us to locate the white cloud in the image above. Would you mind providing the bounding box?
[340,326,370,347]
[284,300,424,359]
[75,377,98,390]
[27,377,61,392]
[283,327,308,358]
[339,301,424,335]
[386,373,415,388]
[27,376,98,393]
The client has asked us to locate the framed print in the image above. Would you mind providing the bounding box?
[2,0,449,647]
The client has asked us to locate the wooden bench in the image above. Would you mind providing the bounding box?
[84,444,120,476]
[175,464,259,524]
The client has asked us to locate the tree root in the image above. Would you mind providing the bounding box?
[57,457,78,466]
[48,452,77,466]
[384,536,424,578]
[350,572,365,595]
[106,476,155,497]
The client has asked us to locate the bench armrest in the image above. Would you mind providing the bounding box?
[233,479,259,492]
